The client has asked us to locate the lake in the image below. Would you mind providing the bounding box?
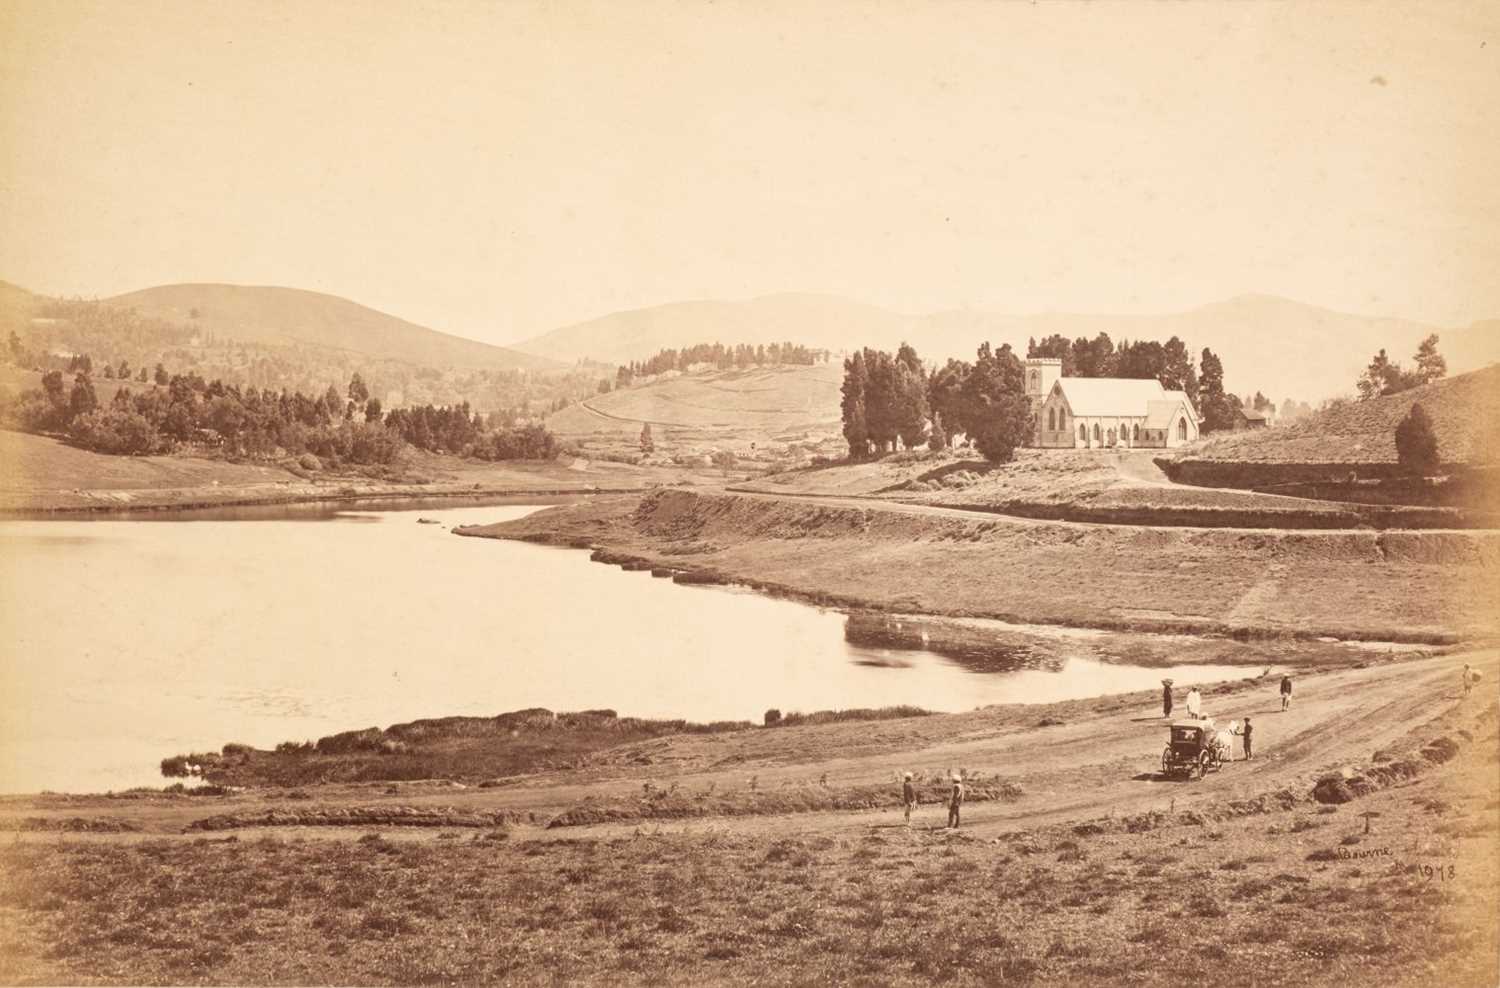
[0,501,1253,794]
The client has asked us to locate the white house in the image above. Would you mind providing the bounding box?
[1025,357,1200,449]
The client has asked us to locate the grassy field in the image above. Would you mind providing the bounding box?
[158,708,933,789]
[1,685,1493,986]
[547,364,843,464]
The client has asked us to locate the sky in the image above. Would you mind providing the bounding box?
[1,0,1497,345]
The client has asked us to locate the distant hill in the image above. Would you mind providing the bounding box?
[548,363,843,437]
[515,292,1500,403]
[516,293,911,369]
[107,283,556,372]
[1182,364,1500,465]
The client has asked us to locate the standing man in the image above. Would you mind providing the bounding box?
[1162,680,1174,718]
[1186,686,1202,719]
[947,774,964,829]
[1463,664,1473,696]
[902,772,917,826]
[1280,675,1293,711]
[1242,717,1253,760]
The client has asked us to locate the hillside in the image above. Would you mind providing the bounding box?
[1178,364,1500,466]
[548,363,843,437]
[515,292,1500,403]
[515,293,912,368]
[107,283,555,372]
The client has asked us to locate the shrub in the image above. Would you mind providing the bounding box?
[1395,403,1439,475]
[298,453,322,471]
[763,708,782,726]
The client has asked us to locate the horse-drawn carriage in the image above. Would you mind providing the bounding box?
[1161,721,1229,780]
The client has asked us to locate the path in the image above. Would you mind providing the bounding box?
[8,648,1494,842]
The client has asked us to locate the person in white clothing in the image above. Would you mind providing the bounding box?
[1185,687,1203,719]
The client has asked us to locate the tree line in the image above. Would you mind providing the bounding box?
[611,341,820,389]
[0,362,559,466]
[842,342,1033,462]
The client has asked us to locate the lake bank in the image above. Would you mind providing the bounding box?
[458,489,1500,644]
[7,501,1294,795]
[0,426,713,516]
[1,650,1495,986]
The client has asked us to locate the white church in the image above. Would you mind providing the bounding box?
[1024,357,1200,449]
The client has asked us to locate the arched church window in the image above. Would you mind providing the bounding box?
[1178,419,1188,440]
[1079,424,1087,442]
[1047,408,1055,431]
[1093,423,1102,442]
[1133,424,1140,442]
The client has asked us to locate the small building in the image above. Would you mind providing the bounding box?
[1233,407,1271,431]
[1025,357,1200,449]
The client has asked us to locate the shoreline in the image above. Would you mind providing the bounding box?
[456,489,1499,646]
[0,482,646,519]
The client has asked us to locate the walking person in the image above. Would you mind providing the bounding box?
[902,772,917,826]
[947,774,964,829]
[1162,679,1174,718]
[1463,664,1473,696]
[1242,717,1253,760]
[1280,675,1293,712]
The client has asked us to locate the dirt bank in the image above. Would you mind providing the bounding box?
[459,489,1500,642]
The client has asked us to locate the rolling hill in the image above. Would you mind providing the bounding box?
[1179,364,1500,465]
[515,292,1500,404]
[107,283,555,372]
[548,363,843,437]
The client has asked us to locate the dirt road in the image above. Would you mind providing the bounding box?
[7,647,1494,842]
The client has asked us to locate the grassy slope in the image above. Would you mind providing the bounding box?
[471,490,1500,640]
[0,428,299,494]
[548,364,843,437]
[1181,365,1500,465]
[0,429,705,512]
[0,680,1493,986]
[106,283,555,372]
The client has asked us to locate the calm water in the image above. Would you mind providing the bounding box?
[0,503,1250,794]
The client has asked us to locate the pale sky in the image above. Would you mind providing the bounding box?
[2,0,1497,344]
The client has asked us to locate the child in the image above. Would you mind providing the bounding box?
[1280,675,1292,711]
[1242,717,1253,760]
[947,774,964,829]
[902,772,917,826]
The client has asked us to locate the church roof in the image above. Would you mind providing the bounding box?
[1162,390,1200,423]
[1051,377,1167,416]
[1145,400,1185,429]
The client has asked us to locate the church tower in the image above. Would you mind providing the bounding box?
[1025,357,1062,403]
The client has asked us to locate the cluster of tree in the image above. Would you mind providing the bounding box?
[839,330,1274,462]
[613,341,819,388]
[1026,333,1198,398]
[1,365,560,466]
[843,342,1033,463]
[1357,335,1446,400]
[5,299,605,423]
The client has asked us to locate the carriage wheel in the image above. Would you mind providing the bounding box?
[1208,746,1222,773]
[1161,746,1172,777]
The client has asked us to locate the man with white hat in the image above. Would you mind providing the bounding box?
[947,774,964,829]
